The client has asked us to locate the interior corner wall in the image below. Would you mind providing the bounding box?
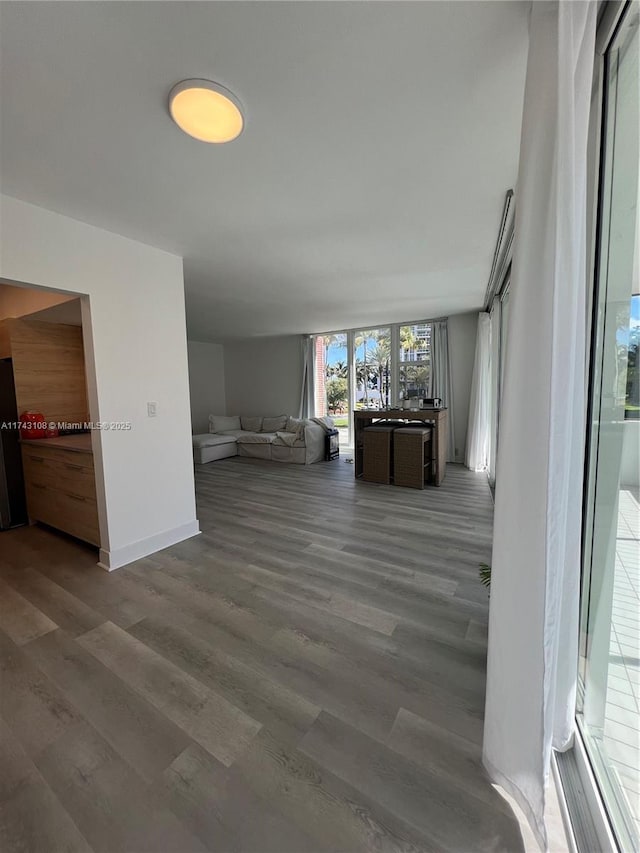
[187,340,226,433]
[224,335,302,416]
[0,194,199,569]
[448,312,478,463]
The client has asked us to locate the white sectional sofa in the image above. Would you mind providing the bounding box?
[193,414,332,465]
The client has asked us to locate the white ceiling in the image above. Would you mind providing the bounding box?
[0,1,529,341]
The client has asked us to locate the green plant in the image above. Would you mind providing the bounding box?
[326,377,348,412]
[479,563,491,589]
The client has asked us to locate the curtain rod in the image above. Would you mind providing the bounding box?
[484,189,515,312]
[306,316,449,338]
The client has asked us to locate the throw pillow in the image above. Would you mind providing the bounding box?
[240,415,263,432]
[262,415,288,433]
[285,416,306,437]
[209,414,241,433]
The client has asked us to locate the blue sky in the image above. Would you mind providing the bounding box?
[326,340,347,367]
[325,336,381,366]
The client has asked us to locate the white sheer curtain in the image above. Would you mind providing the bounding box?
[487,302,501,484]
[483,2,596,849]
[431,319,454,462]
[465,313,491,472]
[299,335,315,419]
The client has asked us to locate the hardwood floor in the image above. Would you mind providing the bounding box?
[0,456,524,852]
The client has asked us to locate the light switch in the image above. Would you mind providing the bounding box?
[147,401,157,417]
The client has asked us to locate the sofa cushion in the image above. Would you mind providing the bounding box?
[261,415,288,433]
[194,441,238,464]
[237,443,272,460]
[274,431,305,448]
[285,416,307,437]
[193,433,237,448]
[236,432,277,445]
[209,415,241,433]
[240,415,263,432]
[218,429,246,438]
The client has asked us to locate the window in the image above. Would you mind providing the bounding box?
[314,332,349,446]
[578,5,639,849]
[354,327,391,409]
[398,323,432,400]
[311,319,436,446]
[624,293,639,419]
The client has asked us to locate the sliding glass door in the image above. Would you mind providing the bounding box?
[314,332,351,446]
[579,4,639,849]
[312,320,438,448]
[353,328,391,410]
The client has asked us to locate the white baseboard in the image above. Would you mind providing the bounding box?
[97,519,200,571]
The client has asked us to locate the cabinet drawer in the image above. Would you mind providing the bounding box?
[25,481,100,546]
[22,445,94,472]
[56,490,100,546]
[22,454,96,501]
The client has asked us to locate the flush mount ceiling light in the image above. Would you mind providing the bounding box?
[169,79,243,143]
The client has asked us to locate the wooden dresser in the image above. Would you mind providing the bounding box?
[21,435,100,546]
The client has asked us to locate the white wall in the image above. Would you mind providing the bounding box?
[224,335,302,416]
[0,195,198,569]
[187,340,226,433]
[448,312,478,463]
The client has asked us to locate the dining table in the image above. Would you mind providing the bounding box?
[353,407,448,486]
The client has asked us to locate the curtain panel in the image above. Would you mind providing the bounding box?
[431,319,455,462]
[487,302,501,485]
[465,312,491,472]
[482,2,597,849]
[299,335,315,419]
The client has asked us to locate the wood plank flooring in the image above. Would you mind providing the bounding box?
[0,456,525,852]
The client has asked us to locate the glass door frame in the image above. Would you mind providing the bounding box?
[564,3,639,851]
[351,325,393,412]
[313,330,353,448]
[312,320,438,449]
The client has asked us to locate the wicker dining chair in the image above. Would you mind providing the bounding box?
[393,426,433,489]
[362,424,397,484]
